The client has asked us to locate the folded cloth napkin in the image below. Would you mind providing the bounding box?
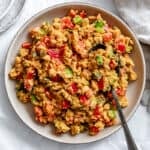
[115,0,150,109]
[115,0,150,45]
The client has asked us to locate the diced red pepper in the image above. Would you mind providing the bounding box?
[70,82,78,94]
[22,42,31,49]
[90,126,100,134]
[116,87,126,96]
[80,94,88,104]
[47,47,64,59]
[117,43,125,53]
[103,33,112,42]
[79,10,87,18]
[98,78,104,90]
[109,59,116,69]
[93,106,101,116]
[26,70,35,79]
[61,100,70,109]
[62,17,74,29]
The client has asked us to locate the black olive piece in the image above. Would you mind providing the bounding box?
[91,43,106,51]
[115,66,120,74]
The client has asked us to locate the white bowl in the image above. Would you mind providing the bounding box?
[4,2,146,144]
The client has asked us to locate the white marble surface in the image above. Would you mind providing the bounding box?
[0,0,150,150]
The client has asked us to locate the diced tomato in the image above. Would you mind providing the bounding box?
[90,126,100,134]
[97,78,104,90]
[103,33,112,42]
[79,10,87,18]
[22,42,31,49]
[47,47,64,59]
[70,82,78,94]
[61,100,70,109]
[109,59,116,69]
[80,95,88,104]
[116,87,126,96]
[117,43,125,53]
[61,17,74,29]
[93,106,101,116]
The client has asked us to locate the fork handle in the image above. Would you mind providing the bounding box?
[122,122,138,150]
[112,90,138,150]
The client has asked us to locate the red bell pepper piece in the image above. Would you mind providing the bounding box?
[93,105,101,116]
[26,70,35,79]
[61,100,70,109]
[47,47,64,59]
[22,42,31,49]
[109,59,116,69]
[61,17,74,29]
[80,94,88,104]
[117,43,125,53]
[90,126,100,134]
[70,82,78,94]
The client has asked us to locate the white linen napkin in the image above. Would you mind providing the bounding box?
[115,0,150,109]
[115,0,150,45]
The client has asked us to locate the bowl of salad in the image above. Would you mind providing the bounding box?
[5,2,145,144]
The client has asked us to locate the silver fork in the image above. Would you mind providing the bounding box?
[112,90,138,150]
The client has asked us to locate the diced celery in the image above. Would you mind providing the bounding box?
[96,55,103,65]
[30,95,38,105]
[95,27,105,33]
[108,110,116,119]
[65,68,73,78]
[73,16,82,24]
[38,28,47,35]
[95,20,104,28]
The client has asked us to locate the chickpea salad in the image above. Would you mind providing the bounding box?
[9,9,137,136]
